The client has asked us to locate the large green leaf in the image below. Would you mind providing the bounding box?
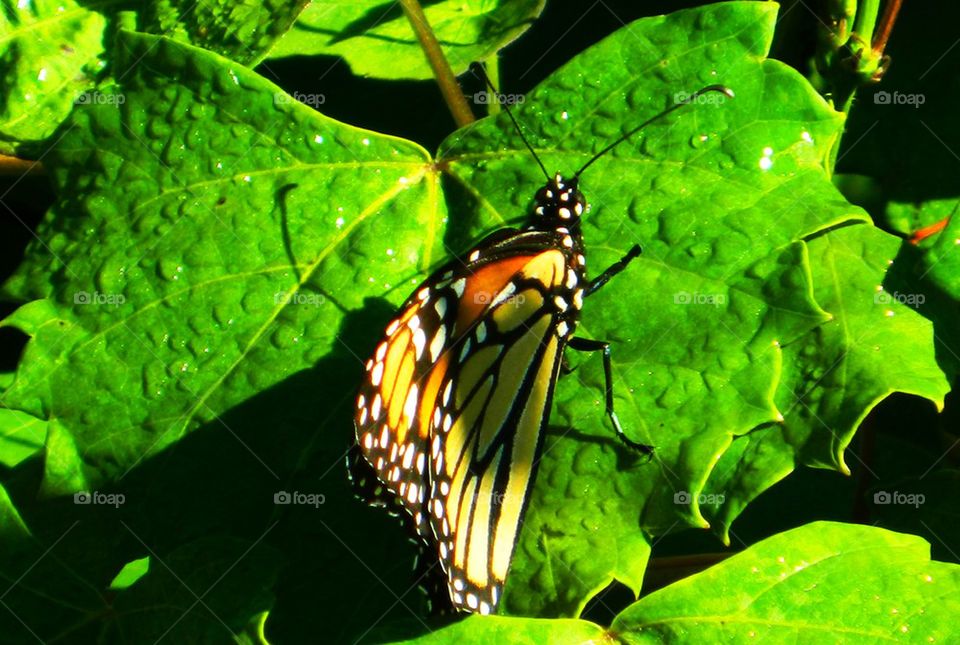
[392,522,960,643]
[612,522,960,643]
[705,225,950,538]
[0,0,306,155]
[268,0,545,80]
[2,30,438,486]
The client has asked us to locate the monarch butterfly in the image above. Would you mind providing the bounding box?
[349,79,732,615]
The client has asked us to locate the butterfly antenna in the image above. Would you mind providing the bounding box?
[574,85,734,179]
[471,63,551,182]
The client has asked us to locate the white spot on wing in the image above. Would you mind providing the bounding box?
[443,380,453,405]
[429,324,447,361]
[379,424,390,448]
[403,384,419,424]
[412,328,426,358]
[491,282,517,308]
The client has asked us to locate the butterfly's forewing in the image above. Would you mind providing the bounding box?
[354,229,583,614]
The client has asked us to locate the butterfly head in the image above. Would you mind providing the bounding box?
[532,173,585,229]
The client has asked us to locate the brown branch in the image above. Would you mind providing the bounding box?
[872,0,903,54]
[0,154,44,177]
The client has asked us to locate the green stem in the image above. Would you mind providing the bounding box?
[851,0,881,44]
[485,55,502,116]
[399,0,475,127]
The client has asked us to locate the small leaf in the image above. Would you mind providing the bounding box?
[138,0,309,66]
[0,0,109,154]
[0,1,308,155]
[918,209,960,300]
[108,556,150,590]
[103,537,282,642]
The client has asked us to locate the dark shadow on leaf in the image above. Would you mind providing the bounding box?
[0,300,439,643]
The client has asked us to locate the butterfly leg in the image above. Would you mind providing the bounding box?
[567,336,654,456]
[585,244,642,296]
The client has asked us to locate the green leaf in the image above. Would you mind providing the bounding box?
[108,555,150,590]
[437,1,864,614]
[394,522,960,643]
[881,198,957,240]
[3,30,437,485]
[0,481,30,542]
[0,0,110,154]
[0,0,307,155]
[138,0,309,66]
[102,537,282,642]
[386,615,604,644]
[268,0,545,79]
[0,408,46,467]
[918,210,960,300]
[612,522,960,642]
[706,224,949,538]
